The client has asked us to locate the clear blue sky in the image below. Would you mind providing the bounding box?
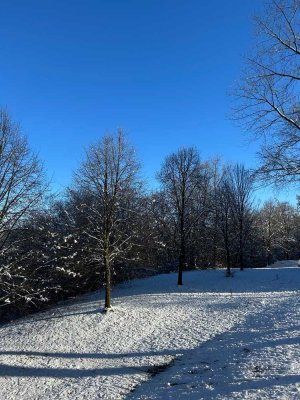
[1,0,295,202]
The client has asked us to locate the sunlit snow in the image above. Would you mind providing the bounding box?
[0,260,299,399]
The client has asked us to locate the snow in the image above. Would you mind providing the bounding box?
[0,261,299,399]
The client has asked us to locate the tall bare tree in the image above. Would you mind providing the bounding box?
[158,147,204,285]
[234,0,300,185]
[216,169,234,275]
[0,109,47,305]
[229,164,255,270]
[72,130,141,310]
[206,158,224,268]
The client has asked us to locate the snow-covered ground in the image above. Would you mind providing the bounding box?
[0,261,299,399]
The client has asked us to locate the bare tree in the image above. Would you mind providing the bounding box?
[158,147,204,285]
[72,130,141,311]
[216,170,234,275]
[229,164,255,271]
[187,162,213,268]
[215,164,255,273]
[234,0,300,185]
[0,109,47,306]
[206,158,224,268]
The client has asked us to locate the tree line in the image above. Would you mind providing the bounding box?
[0,110,299,319]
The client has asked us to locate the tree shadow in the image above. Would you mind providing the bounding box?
[0,349,178,360]
[0,363,151,378]
[0,349,179,379]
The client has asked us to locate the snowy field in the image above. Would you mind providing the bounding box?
[0,261,299,399]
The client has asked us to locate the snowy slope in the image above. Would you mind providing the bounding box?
[0,261,299,399]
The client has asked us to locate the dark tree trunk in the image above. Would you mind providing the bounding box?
[178,242,185,285]
[267,251,272,266]
[225,242,231,274]
[239,220,244,271]
[239,249,244,271]
[104,252,111,309]
[224,215,231,274]
[178,200,186,285]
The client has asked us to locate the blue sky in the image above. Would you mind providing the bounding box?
[0,0,296,202]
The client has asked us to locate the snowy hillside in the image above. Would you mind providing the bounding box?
[0,261,299,399]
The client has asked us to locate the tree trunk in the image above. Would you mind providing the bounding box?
[104,252,111,310]
[267,251,272,266]
[225,242,231,274]
[239,221,244,271]
[178,247,184,285]
[224,217,231,273]
[178,211,185,285]
[239,248,244,271]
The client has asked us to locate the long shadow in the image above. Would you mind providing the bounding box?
[11,308,101,326]
[0,349,180,379]
[0,350,178,360]
[0,363,153,378]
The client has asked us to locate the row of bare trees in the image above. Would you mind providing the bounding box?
[0,108,299,318]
